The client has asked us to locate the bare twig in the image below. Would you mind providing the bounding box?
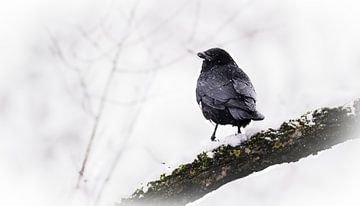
[76,0,140,187]
[47,29,96,118]
[124,0,191,47]
[115,52,188,74]
[76,44,122,187]
[94,17,164,204]
[187,0,201,43]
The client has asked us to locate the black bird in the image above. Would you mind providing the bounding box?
[196,48,264,141]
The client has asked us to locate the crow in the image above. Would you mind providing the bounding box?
[196,48,264,141]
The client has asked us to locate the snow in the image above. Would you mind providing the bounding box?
[305,112,316,126]
[200,133,250,151]
[264,136,273,141]
[1,0,360,206]
[343,100,357,116]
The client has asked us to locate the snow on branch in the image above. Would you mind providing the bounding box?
[120,99,360,206]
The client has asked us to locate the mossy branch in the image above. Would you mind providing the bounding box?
[120,99,360,206]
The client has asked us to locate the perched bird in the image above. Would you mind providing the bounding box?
[196,48,264,141]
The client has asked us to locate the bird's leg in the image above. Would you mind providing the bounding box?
[237,126,241,134]
[211,124,219,141]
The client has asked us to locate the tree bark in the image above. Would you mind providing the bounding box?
[120,99,360,206]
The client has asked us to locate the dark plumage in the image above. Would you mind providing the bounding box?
[196,48,264,141]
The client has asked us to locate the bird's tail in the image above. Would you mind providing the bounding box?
[251,111,265,121]
[228,108,265,121]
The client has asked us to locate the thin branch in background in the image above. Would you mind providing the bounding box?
[80,0,116,39]
[72,26,114,64]
[111,0,194,75]
[115,52,188,74]
[216,23,286,47]
[77,26,103,51]
[90,94,159,107]
[78,0,189,66]
[93,22,162,205]
[124,0,191,47]
[76,0,141,189]
[195,0,255,48]
[72,2,143,65]
[47,30,96,118]
[187,0,201,44]
[93,16,199,203]
[76,45,121,188]
[93,98,147,206]
[198,11,239,46]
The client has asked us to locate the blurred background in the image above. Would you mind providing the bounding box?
[1,0,360,205]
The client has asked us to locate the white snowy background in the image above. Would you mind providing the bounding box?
[1,0,360,205]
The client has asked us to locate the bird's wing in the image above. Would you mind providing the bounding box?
[229,65,258,111]
[232,77,256,100]
[196,77,230,110]
[196,65,257,112]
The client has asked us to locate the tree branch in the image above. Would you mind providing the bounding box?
[120,99,360,206]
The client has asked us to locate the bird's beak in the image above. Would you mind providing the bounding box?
[197,52,212,61]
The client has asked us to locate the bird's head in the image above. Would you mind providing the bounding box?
[197,48,235,65]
